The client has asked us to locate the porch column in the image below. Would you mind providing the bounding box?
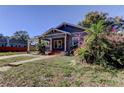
[64,34,67,51]
[50,38,52,51]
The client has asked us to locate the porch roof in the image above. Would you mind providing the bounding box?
[39,28,71,38]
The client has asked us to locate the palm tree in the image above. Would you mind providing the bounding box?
[78,20,109,65]
[84,20,106,48]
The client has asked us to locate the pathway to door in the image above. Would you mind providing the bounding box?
[0,54,57,72]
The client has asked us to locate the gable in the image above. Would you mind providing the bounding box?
[45,29,62,36]
[40,28,71,38]
[56,22,86,33]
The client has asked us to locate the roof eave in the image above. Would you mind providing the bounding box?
[39,28,71,38]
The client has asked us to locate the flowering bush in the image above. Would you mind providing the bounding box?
[78,20,124,69]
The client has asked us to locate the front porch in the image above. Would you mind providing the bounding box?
[38,29,71,53]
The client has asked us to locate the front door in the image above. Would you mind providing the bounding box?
[53,39,64,51]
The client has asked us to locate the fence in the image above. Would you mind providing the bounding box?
[0,47,27,52]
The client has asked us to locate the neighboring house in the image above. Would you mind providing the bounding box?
[9,38,27,48]
[0,37,27,52]
[0,37,8,47]
[38,22,87,52]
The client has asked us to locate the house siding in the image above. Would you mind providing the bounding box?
[39,22,87,52]
[71,32,87,47]
[66,35,72,51]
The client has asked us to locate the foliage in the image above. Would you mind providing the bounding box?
[37,41,47,55]
[0,52,25,56]
[0,33,3,38]
[65,46,76,56]
[11,31,30,43]
[78,19,124,69]
[78,11,124,33]
[106,16,124,32]
[0,56,123,87]
[78,11,108,28]
[104,33,124,68]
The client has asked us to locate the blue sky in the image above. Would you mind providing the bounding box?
[0,5,124,37]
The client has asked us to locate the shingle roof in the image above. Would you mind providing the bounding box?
[39,22,87,38]
[56,22,87,30]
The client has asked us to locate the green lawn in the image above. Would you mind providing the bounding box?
[0,52,26,56]
[0,56,35,67]
[0,56,124,87]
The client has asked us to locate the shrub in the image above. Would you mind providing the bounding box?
[78,20,124,69]
[79,33,124,68]
[103,33,124,68]
[65,46,75,56]
[37,41,47,55]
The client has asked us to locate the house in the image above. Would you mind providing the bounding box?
[38,22,87,53]
[9,38,27,48]
[0,37,27,52]
[0,37,8,47]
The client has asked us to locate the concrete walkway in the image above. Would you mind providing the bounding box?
[0,55,57,72]
[0,54,37,60]
[8,55,56,66]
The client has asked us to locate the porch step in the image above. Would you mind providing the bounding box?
[46,51,65,55]
[45,51,54,55]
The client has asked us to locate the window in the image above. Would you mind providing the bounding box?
[72,37,79,48]
[72,32,86,47]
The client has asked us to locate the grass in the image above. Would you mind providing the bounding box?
[0,56,124,87]
[0,52,26,56]
[0,56,35,67]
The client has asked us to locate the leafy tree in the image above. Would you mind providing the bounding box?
[0,33,3,38]
[0,34,9,39]
[12,31,30,43]
[113,16,124,32]
[78,11,108,28]
[78,11,124,33]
